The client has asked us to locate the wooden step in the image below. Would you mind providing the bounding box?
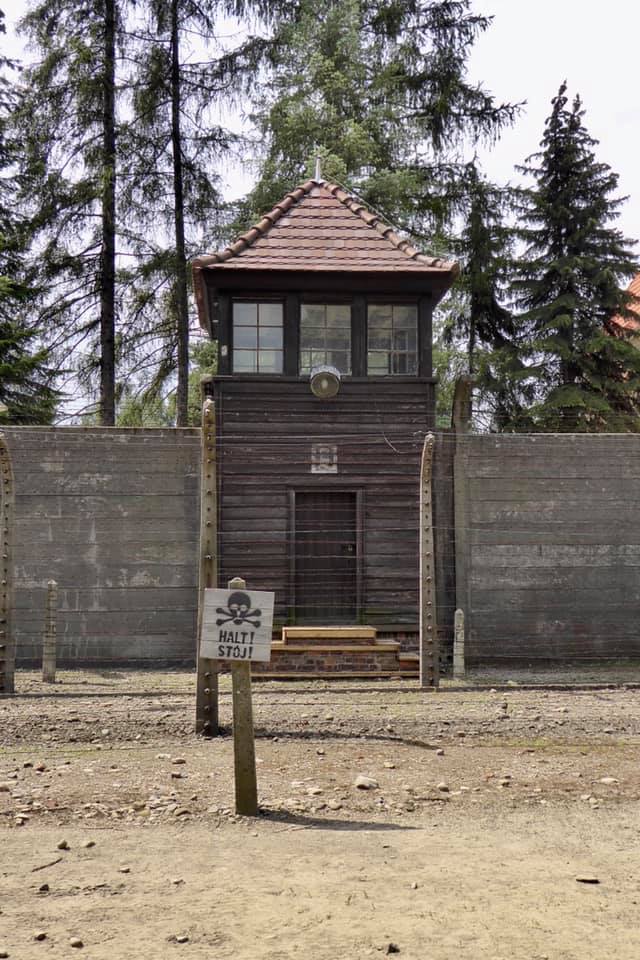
[282,625,377,646]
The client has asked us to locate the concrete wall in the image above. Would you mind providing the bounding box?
[3,427,200,665]
[455,434,640,663]
[4,426,640,667]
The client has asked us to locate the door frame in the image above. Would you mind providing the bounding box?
[287,485,364,625]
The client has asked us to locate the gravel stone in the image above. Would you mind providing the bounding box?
[354,775,378,790]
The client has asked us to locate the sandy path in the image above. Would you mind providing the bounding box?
[1,807,639,960]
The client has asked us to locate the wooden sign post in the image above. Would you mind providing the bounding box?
[200,577,275,816]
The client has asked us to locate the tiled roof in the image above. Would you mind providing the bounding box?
[610,273,640,333]
[192,179,459,328]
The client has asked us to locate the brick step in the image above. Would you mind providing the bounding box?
[253,672,417,681]
[252,639,401,675]
[398,652,419,674]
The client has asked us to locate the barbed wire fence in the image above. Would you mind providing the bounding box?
[0,423,639,694]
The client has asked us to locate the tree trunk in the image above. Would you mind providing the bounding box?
[171,0,190,427]
[100,0,117,426]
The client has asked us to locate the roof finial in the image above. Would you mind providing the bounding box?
[313,154,323,184]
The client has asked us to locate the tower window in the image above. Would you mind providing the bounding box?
[232,301,283,373]
[300,303,351,374]
[367,304,418,375]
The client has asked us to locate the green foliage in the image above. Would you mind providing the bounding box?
[442,163,531,430]
[511,82,640,432]
[117,0,232,422]
[0,9,59,424]
[431,305,467,427]
[238,0,519,235]
[115,337,217,426]
[13,0,119,419]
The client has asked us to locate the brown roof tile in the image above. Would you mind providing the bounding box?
[192,180,459,329]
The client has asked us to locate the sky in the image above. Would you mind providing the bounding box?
[3,0,640,246]
[468,0,640,245]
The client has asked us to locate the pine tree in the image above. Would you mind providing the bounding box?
[513,82,640,432]
[0,9,58,424]
[15,0,120,423]
[118,0,232,425]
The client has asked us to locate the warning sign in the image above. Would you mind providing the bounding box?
[200,588,275,662]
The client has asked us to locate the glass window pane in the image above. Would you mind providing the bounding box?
[259,303,283,326]
[368,303,392,324]
[368,351,388,374]
[300,303,352,375]
[326,304,350,327]
[367,302,418,376]
[259,326,282,349]
[300,350,312,373]
[233,350,257,372]
[394,305,417,329]
[233,300,283,374]
[369,329,391,350]
[301,304,324,325]
[300,325,323,349]
[258,350,282,373]
[234,303,257,326]
[326,329,350,350]
[392,329,409,352]
[393,353,408,375]
[234,325,257,349]
[311,349,328,367]
[329,351,350,373]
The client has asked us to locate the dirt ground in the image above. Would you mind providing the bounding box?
[1,668,639,959]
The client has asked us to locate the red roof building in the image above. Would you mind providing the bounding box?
[610,273,640,339]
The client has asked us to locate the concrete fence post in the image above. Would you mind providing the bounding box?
[42,580,58,683]
[453,608,465,679]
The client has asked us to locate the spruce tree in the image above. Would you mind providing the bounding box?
[513,83,640,432]
[0,9,58,423]
[238,0,518,237]
[445,163,532,430]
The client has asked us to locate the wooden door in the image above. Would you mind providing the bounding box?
[294,491,358,623]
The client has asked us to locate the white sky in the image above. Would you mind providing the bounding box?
[3,0,640,245]
[469,0,640,244]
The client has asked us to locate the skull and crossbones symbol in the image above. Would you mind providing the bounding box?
[216,591,262,628]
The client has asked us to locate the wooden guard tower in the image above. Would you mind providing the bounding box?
[192,176,458,670]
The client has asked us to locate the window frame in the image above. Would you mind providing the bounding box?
[231,298,284,375]
[366,302,419,377]
[215,290,431,379]
[299,300,353,376]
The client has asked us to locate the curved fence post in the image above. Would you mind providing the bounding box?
[419,432,439,688]
[0,433,15,694]
[195,398,220,735]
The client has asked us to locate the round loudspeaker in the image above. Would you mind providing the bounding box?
[309,364,341,399]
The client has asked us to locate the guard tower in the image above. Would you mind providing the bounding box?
[193,176,458,658]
